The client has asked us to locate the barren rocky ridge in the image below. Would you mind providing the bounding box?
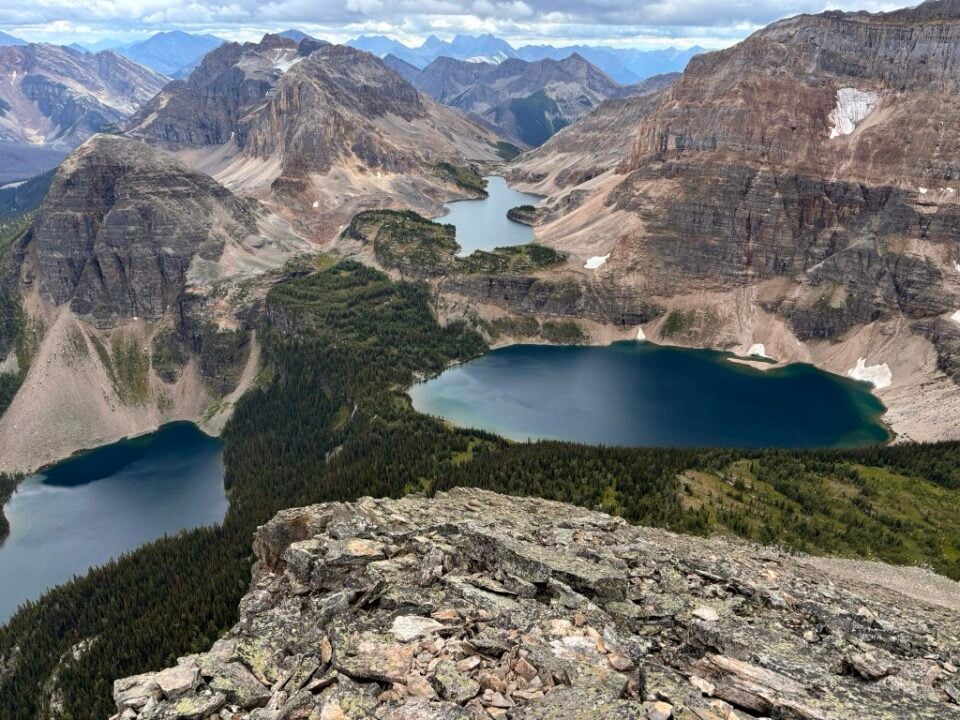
[112,488,960,720]
[0,43,167,149]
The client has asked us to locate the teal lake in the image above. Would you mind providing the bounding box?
[409,342,890,449]
[443,175,542,255]
[0,422,226,623]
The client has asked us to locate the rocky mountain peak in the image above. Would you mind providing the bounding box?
[411,51,631,146]
[128,35,500,235]
[257,33,297,50]
[28,133,302,327]
[110,488,960,720]
[127,33,316,148]
[878,0,960,21]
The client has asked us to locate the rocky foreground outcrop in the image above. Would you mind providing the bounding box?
[111,489,960,720]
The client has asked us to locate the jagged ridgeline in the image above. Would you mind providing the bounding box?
[3,259,960,718]
[125,36,507,237]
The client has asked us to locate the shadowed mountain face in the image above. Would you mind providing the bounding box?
[382,53,421,83]
[30,134,259,325]
[409,54,676,146]
[505,0,960,442]
[0,132,313,472]
[0,44,167,150]
[26,134,312,329]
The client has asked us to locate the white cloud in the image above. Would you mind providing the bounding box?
[1,0,915,48]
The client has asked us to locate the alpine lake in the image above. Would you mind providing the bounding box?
[0,176,889,622]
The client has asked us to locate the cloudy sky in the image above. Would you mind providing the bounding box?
[1,0,910,49]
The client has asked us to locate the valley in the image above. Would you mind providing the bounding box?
[2,4,960,718]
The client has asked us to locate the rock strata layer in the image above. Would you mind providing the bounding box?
[505,0,960,441]
[112,488,960,720]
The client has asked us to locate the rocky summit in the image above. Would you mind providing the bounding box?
[111,489,960,720]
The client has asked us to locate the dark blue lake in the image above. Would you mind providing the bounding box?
[409,342,890,449]
[0,422,226,623]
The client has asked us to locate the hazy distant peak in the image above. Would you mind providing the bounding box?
[0,31,27,47]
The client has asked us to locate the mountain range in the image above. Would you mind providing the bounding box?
[348,32,704,83]
[0,43,167,179]
[5,3,960,718]
[128,35,503,239]
[115,30,223,76]
[406,53,677,146]
[503,0,960,444]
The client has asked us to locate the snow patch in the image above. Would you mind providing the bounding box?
[465,52,509,64]
[951,310,960,324]
[0,180,26,190]
[0,349,19,376]
[274,56,303,73]
[846,357,892,389]
[955,261,960,273]
[636,327,646,341]
[584,254,609,270]
[828,88,880,139]
[746,343,771,359]
[312,200,319,208]
[919,187,928,194]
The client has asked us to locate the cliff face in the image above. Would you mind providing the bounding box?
[110,488,960,720]
[127,34,321,148]
[505,0,960,441]
[32,134,260,327]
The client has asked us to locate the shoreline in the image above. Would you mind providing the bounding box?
[0,420,223,550]
[0,473,18,546]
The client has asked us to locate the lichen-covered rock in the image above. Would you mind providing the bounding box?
[111,489,960,720]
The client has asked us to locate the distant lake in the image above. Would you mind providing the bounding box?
[410,343,890,449]
[443,176,542,255]
[0,422,226,623]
